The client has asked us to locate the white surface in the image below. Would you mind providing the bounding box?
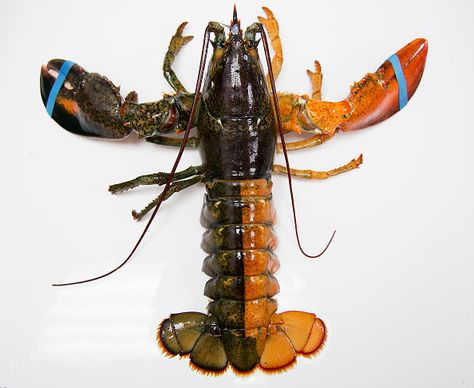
[1,0,473,387]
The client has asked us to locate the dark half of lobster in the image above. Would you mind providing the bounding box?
[40,6,427,375]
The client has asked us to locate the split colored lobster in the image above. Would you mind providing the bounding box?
[40,7,427,374]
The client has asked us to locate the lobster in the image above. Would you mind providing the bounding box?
[40,7,428,375]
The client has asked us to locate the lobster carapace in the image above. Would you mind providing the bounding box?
[40,7,428,374]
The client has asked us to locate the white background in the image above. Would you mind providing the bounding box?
[1,0,473,387]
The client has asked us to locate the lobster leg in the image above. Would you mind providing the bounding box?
[277,133,334,152]
[260,6,341,149]
[259,6,283,81]
[109,165,204,193]
[163,22,193,93]
[272,154,363,180]
[109,165,204,220]
[276,69,347,151]
[307,60,323,100]
[131,175,204,221]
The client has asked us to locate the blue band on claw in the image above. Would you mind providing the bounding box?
[46,60,75,116]
[387,54,408,110]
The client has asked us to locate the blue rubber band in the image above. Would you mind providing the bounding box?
[46,60,75,116]
[387,54,408,110]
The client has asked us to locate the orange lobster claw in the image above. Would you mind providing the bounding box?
[339,38,428,131]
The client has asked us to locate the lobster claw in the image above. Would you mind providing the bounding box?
[40,59,132,139]
[339,38,428,131]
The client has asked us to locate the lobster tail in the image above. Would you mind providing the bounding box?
[158,179,326,373]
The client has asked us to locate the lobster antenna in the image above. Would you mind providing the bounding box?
[259,26,336,259]
[52,26,213,286]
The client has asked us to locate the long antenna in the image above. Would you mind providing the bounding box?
[52,26,213,286]
[259,26,336,259]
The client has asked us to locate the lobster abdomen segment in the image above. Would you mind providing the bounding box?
[202,178,278,303]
